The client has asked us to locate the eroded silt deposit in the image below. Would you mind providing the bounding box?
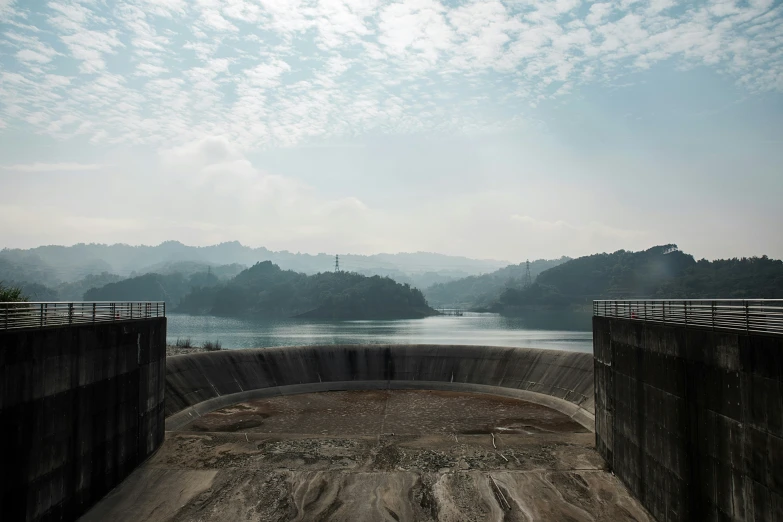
[83,388,652,521]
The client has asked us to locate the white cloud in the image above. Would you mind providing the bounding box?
[16,49,53,63]
[135,63,168,76]
[511,214,644,240]
[0,0,778,149]
[586,3,612,26]
[154,135,387,250]
[244,59,291,87]
[1,162,106,172]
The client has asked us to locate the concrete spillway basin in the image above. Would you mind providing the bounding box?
[80,345,653,522]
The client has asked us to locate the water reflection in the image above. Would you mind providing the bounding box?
[166,312,593,353]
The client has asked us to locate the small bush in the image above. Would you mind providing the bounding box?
[203,340,222,351]
[175,337,193,348]
[0,283,28,303]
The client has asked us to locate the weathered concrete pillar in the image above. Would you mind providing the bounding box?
[0,318,167,522]
[594,317,783,521]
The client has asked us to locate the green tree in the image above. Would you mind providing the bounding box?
[0,282,28,302]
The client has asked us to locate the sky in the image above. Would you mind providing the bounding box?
[0,0,781,263]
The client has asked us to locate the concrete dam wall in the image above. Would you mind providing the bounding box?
[594,316,783,522]
[0,318,167,522]
[165,344,596,431]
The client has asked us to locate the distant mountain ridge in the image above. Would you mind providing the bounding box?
[423,257,571,308]
[0,241,510,287]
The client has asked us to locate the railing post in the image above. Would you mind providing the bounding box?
[92,303,96,322]
[68,303,73,325]
[684,301,688,327]
[712,301,715,330]
[40,303,44,327]
[745,301,750,332]
[112,303,115,320]
[4,302,7,330]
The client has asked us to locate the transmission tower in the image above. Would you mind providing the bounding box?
[334,254,340,273]
[523,259,532,288]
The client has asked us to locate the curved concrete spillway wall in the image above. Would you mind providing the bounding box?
[165,344,595,431]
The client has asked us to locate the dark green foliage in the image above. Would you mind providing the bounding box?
[424,257,570,308]
[83,269,222,305]
[202,340,222,351]
[137,260,246,280]
[654,255,783,299]
[490,245,783,314]
[176,261,436,319]
[13,282,59,301]
[0,282,28,302]
[0,256,60,287]
[57,272,124,300]
[84,273,191,304]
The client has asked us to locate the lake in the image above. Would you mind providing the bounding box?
[166,312,593,353]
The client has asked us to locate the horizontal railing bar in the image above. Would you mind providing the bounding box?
[1,301,166,331]
[594,299,783,302]
[593,299,783,335]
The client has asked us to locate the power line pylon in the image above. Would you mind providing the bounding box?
[523,259,532,288]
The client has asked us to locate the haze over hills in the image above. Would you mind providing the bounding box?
[0,241,509,292]
[4,241,782,327]
[423,257,571,309]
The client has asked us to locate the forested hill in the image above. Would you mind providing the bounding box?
[84,271,219,304]
[176,261,437,320]
[423,257,570,308]
[492,245,783,314]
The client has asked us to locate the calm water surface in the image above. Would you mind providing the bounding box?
[167,312,593,353]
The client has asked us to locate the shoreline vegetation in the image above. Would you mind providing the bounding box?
[166,337,222,356]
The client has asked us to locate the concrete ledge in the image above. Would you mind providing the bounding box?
[166,380,596,432]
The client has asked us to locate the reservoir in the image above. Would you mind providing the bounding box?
[166,312,593,352]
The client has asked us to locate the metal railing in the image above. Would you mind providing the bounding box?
[593,299,783,335]
[1,302,166,331]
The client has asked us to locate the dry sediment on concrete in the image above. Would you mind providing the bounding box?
[82,390,652,522]
[79,345,647,521]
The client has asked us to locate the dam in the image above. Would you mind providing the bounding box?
[1,299,781,521]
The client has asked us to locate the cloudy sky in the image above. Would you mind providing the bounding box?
[0,0,781,262]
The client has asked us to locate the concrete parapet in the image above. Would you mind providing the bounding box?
[594,316,783,522]
[0,318,167,522]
